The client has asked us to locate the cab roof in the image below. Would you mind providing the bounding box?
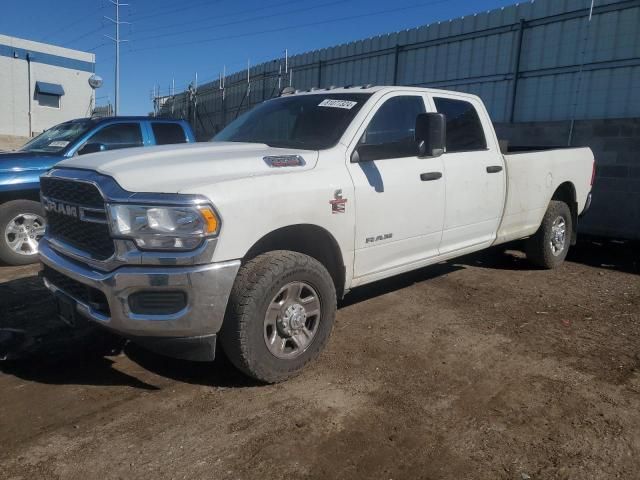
[57,116,187,127]
[281,85,479,99]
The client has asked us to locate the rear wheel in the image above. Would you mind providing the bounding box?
[0,200,46,265]
[526,200,572,269]
[220,250,337,383]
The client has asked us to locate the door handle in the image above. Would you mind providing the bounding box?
[420,172,442,181]
[486,166,503,173]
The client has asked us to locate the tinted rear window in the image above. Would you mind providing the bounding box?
[434,97,487,153]
[152,123,187,145]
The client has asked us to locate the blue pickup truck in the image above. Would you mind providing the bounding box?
[0,116,195,265]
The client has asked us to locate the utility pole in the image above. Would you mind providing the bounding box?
[105,0,129,116]
[171,78,175,116]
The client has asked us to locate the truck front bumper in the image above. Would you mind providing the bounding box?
[39,240,241,360]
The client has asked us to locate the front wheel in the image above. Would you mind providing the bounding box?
[220,251,337,383]
[0,200,46,266]
[526,200,573,269]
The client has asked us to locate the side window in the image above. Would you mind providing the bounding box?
[88,123,143,150]
[358,96,425,161]
[152,123,187,145]
[433,97,487,153]
[37,92,60,108]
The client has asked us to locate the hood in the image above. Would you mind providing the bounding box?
[0,151,64,174]
[58,142,319,193]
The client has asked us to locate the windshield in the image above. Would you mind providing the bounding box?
[213,93,371,150]
[20,120,95,154]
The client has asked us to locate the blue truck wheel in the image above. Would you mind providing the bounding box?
[0,200,46,266]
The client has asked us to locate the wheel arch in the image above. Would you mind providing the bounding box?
[0,189,41,204]
[243,224,346,298]
[551,181,578,245]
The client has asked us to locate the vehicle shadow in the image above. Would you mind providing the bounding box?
[453,237,639,275]
[340,261,464,308]
[0,270,157,389]
[4,236,633,389]
[123,343,258,388]
[0,271,252,389]
[567,236,639,275]
[1,351,160,391]
[1,262,465,389]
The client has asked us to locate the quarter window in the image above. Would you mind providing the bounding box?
[152,123,187,145]
[358,95,426,161]
[88,123,143,150]
[433,97,487,153]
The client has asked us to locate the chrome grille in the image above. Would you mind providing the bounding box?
[41,177,115,260]
[40,177,104,208]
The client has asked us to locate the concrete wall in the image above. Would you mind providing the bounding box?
[0,134,28,152]
[495,118,640,240]
[0,35,95,137]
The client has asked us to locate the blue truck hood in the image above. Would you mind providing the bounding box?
[0,152,64,174]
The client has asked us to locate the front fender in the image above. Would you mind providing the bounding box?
[188,168,356,289]
[0,169,45,196]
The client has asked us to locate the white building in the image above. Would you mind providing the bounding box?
[0,34,96,139]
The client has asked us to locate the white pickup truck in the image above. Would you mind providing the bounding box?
[39,86,594,382]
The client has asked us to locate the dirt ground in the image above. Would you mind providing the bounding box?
[0,238,638,480]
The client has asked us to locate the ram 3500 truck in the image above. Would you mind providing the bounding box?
[39,86,594,383]
[0,117,194,265]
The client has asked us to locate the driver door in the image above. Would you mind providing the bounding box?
[347,92,446,281]
[75,122,144,154]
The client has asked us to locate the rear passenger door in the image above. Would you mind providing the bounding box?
[150,122,189,145]
[429,95,505,254]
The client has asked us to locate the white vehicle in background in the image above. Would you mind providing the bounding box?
[39,86,594,383]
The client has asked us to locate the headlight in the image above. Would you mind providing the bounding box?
[108,204,219,250]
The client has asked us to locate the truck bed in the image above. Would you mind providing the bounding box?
[495,146,594,245]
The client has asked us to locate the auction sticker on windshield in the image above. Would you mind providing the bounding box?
[318,99,358,109]
[49,141,70,148]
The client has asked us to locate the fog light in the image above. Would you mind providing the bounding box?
[128,291,187,315]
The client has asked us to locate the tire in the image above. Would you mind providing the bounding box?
[526,200,572,269]
[0,200,46,266]
[220,250,337,383]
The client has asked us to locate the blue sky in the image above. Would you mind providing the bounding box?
[3,0,519,115]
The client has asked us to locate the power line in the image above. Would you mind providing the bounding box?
[133,0,302,35]
[129,0,222,22]
[62,24,107,48]
[38,1,109,44]
[130,0,453,53]
[39,13,93,43]
[87,42,110,52]
[132,0,351,44]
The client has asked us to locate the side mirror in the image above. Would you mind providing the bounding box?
[78,142,107,155]
[350,144,386,163]
[415,113,446,158]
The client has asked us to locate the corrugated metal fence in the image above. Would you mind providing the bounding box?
[159,0,640,139]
